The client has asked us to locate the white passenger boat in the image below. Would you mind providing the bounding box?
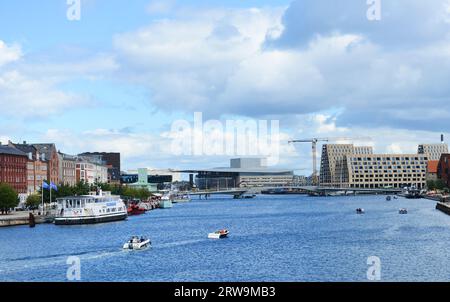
[123,236,151,250]
[55,190,127,225]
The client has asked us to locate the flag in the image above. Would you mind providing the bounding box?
[42,181,50,190]
[50,182,58,191]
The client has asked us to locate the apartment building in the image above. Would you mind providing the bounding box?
[58,152,77,186]
[319,144,373,187]
[348,154,428,189]
[418,143,448,161]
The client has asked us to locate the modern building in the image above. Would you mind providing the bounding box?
[125,168,182,183]
[79,152,121,184]
[320,144,373,187]
[418,143,449,161]
[32,143,60,185]
[347,154,428,189]
[179,158,294,190]
[0,145,28,193]
[126,168,158,192]
[58,152,77,186]
[320,144,428,189]
[437,154,450,188]
[9,142,48,194]
[426,160,439,182]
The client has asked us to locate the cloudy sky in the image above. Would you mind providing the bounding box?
[0,0,449,173]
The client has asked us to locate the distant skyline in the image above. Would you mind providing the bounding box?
[1,0,449,173]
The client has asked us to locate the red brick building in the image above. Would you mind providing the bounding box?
[0,145,28,193]
[437,154,450,188]
[9,142,48,194]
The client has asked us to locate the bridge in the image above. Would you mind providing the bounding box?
[182,186,402,198]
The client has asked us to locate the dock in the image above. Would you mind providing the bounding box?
[0,212,54,227]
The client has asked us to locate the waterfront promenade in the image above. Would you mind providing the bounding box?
[0,211,48,227]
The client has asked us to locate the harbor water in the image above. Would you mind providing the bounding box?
[1,195,450,282]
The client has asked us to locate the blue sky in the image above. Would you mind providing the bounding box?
[1,0,449,172]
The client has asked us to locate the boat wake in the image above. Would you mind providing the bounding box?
[157,239,206,249]
[0,249,122,275]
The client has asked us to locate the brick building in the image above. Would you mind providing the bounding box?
[437,154,450,188]
[9,142,48,194]
[0,145,28,193]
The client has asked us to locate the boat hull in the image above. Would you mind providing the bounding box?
[55,213,128,225]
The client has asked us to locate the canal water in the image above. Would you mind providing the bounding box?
[1,195,450,282]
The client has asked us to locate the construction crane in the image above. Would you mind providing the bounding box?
[288,137,372,185]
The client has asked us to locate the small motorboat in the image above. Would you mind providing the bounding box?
[386,196,392,201]
[356,208,365,214]
[399,208,408,215]
[208,229,229,239]
[123,236,151,250]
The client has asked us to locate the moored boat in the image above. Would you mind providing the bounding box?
[55,190,127,225]
[173,194,191,203]
[127,203,146,216]
[159,194,173,209]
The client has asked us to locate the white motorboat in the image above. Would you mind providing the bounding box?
[356,208,365,214]
[208,229,229,239]
[123,236,151,250]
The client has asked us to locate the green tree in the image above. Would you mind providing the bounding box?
[427,180,436,190]
[0,183,19,215]
[435,179,446,191]
[26,194,41,212]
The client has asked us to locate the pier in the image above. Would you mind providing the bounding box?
[0,212,54,227]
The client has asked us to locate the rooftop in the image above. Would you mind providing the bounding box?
[176,167,293,174]
[0,145,28,157]
[427,160,439,174]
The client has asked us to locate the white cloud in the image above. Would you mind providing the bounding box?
[0,40,21,67]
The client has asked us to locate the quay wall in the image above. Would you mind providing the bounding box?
[436,202,450,216]
[0,215,46,227]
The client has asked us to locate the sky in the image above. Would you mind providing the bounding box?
[1,0,450,173]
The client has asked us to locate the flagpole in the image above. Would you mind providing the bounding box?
[41,183,44,216]
[48,185,51,216]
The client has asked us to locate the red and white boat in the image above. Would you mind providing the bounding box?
[208,229,229,239]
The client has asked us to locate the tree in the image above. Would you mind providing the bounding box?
[435,179,446,191]
[26,194,41,212]
[0,183,19,215]
[427,180,436,191]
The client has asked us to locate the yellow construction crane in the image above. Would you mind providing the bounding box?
[288,137,372,185]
